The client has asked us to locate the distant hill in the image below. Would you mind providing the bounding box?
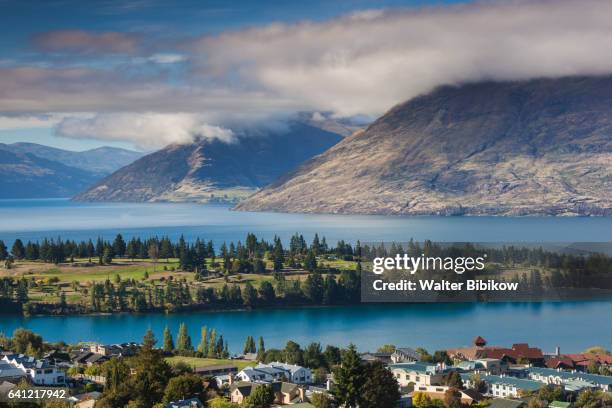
[236,76,612,216]
[73,121,344,203]
[5,142,144,175]
[0,143,143,199]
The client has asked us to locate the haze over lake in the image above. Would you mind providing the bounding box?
[1,199,611,246]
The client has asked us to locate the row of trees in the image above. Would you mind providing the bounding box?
[163,323,230,358]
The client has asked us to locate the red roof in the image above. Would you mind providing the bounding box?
[564,353,612,366]
[546,357,575,369]
[473,336,487,347]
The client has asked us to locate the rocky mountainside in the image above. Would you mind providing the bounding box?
[236,76,612,216]
[74,122,343,203]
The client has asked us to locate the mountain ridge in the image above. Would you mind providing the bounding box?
[73,121,344,203]
[236,76,612,216]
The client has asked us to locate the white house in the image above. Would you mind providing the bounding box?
[461,373,542,398]
[235,362,311,384]
[527,367,612,392]
[2,354,65,385]
[390,362,446,387]
[392,347,421,364]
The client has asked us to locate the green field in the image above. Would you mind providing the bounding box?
[165,356,256,370]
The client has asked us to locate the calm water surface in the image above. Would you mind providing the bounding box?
[1,199,611,352]
[1,199,611,246]
[2,302,611,353]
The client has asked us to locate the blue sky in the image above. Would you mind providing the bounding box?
[0,0,610,152]
[0,0,467,151]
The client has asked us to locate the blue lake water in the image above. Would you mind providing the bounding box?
[1,199,611,246]
[1,199,611,352]
[1,302,611,353]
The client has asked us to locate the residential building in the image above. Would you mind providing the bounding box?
[165,397,204,408]
[194,364,237,377]
[1,354,64,385]
[390,362,446,387]
[392,347,421,363]
[412,385,484,405]
[361,352,392,364]
[0,361,27,383]
[235,362,311,384]
[526,367,612,392]
[230,381,305,404]
[448,339,544,366]
[461,373,542,398]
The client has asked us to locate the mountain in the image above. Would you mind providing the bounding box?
[236,76,612,216]
[73,122,344,203]
[0,143,144,199]
[5,143,144,175]
[0,148,102,199]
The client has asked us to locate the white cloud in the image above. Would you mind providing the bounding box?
[5,0,612,147]
[191,0,612,116]
[147,53,185,64]
[56,113,235,148]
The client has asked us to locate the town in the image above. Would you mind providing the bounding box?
[1,329,611,408]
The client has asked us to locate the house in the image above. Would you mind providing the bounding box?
[392,348,421,363]
[70,351,109,367]
[88,342,139,357]
[390,362,447,387]
[361,352,392,364]
[562,353,612,371]
[448,340,544,366]
[235,362,311,384]
[71,391,102,408]
[461,373,542,398]
[1,354,65,385]
[194,364,238,377]
[455,358,507,375]
[412,385,485,405]
[0,361,27,383]
[213,374,232,388]
[230,381,305,405]
[526,367,612,392]
[165,397,204,408]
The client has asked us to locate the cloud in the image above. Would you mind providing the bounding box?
[189,0,612,116]
[32,29,140,55]
[56,113,235,148]
[6,0,612,147]
[147,53,185,64]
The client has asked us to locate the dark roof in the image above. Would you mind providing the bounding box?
[486,398,525,408]
[462,388,485,402]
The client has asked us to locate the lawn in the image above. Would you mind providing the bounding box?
[165,356,255,370]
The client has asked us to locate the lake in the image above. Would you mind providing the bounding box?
[2,302,612,353]
[1,199,611,246]
[1,199,611,353]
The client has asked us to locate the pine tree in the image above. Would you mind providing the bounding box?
[163,326,174,353]
[333,344,363,407]
[0,240,7,260]
[11,239,25,260]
